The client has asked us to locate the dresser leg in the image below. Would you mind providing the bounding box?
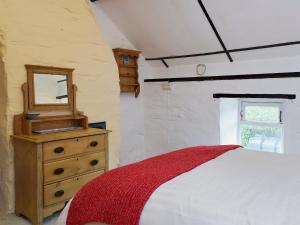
[31,215,43,225]
[15,210,22,217]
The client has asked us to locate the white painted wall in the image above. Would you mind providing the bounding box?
[91,2,300,160]
[219,98,239,145]
[90,3,151,165]
[152,56,300,77]
[144,56,300,157]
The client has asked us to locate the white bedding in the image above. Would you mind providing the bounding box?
[57,148,300,225]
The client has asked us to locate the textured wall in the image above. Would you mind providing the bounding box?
[144,56,300,157]
[0,30,8,210]
[0,0,120,212]
[90,4,150,165]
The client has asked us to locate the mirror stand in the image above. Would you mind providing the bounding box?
[14,65,88,135]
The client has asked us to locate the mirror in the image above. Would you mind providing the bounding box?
[26,65,75,113]
[34,73,68,104]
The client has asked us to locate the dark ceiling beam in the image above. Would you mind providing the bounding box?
[161,59,169,68]
[197,0,233,62]
[213,93,296,100]
[146,50,226,61]
[145,41,300,61]
[229,41,300,53]
[144,72,300,83]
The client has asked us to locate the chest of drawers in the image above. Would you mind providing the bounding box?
[13,128,109,225]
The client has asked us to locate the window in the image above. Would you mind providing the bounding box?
[239,101,283,153]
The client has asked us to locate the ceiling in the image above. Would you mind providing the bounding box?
[97,0,300,65]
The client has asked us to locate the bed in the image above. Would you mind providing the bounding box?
[57,147,300,225]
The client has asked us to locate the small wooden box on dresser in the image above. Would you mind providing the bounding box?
[13,65,110,225]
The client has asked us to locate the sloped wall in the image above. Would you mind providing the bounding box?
[0,0,120,212]
[90,4,150,165]
[96,0,300,65]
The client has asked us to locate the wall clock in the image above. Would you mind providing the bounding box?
[196,64,206,75]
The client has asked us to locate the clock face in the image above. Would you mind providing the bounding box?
[196,64,206,75]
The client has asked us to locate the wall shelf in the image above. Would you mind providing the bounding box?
[113,48,141,97]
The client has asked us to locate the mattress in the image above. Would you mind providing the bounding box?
[57,148,300,225]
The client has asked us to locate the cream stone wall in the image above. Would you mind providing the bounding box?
[0,35,9,211]
[0,0,120,212]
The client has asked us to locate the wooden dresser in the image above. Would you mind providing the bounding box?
[13,65,111,225]
[13,128,109,225]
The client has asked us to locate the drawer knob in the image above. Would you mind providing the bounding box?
[54,147,64,154]
[54,168,64,175]
[54,190,65,198]
[90,159,99,166]
[90,141,98,147]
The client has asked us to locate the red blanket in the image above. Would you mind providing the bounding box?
[67,145,240,225]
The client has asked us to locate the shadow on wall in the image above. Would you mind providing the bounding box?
[0,49,9,213]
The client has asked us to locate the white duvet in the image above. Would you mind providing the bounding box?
[57,148,300,225]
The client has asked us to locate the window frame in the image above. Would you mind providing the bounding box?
[238,99,284,153]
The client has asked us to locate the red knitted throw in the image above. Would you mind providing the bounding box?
[67,145,240,225]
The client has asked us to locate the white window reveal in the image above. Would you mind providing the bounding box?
[239,101,283,153]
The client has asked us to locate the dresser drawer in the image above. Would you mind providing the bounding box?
[44,170,103,206]
[43,135,106,161]
[43,152,105,184]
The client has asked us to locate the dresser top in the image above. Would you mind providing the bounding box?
[13,128,110,143]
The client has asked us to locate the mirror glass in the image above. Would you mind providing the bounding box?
[34,73,68,104]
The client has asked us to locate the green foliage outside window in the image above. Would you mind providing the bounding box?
[240,104,281,146]
[240,125,281,146]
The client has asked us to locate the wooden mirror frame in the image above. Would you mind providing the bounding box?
[25,65,75,112]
